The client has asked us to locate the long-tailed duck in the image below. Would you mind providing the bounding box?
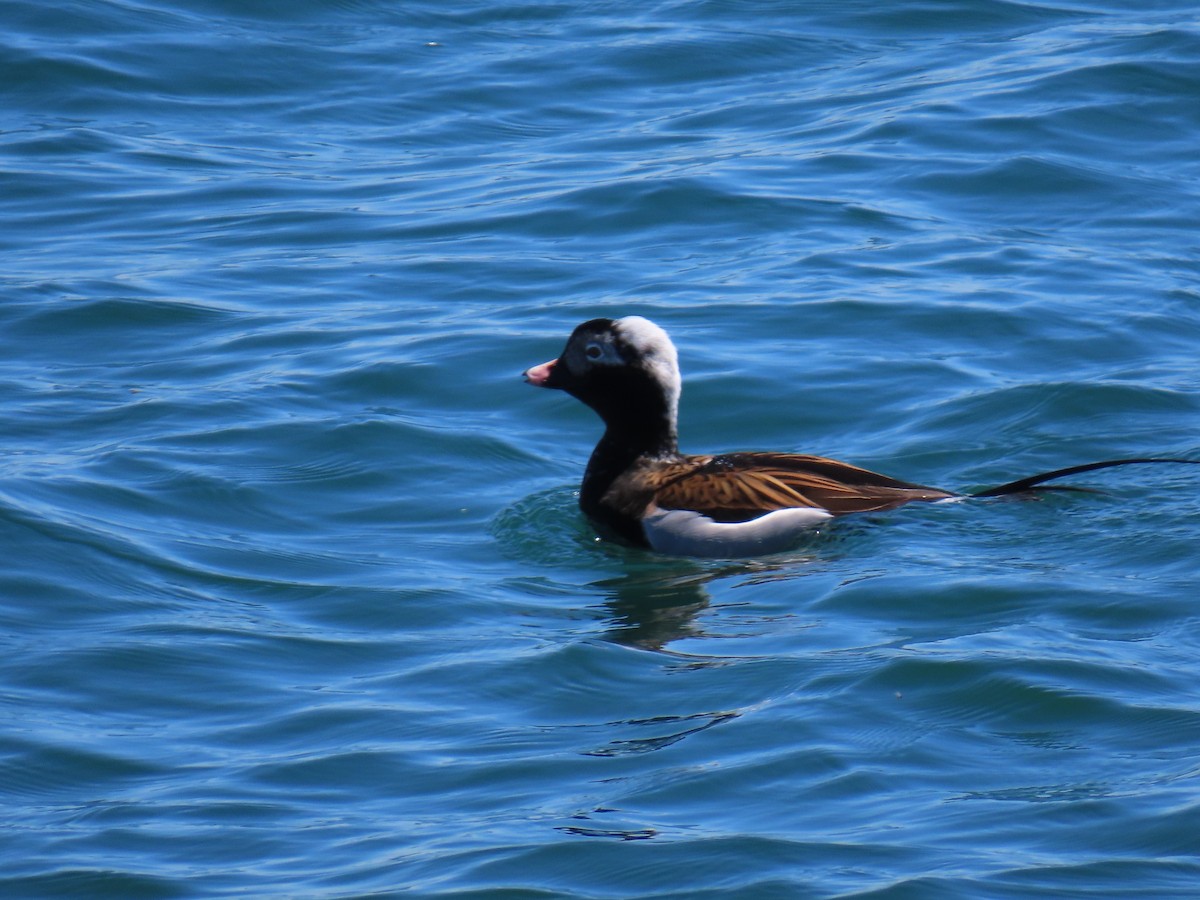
[524,315,1196,558]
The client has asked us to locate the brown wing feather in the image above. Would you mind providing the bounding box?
[648,452,956,522]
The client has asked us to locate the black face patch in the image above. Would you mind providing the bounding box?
[562,320,624,377]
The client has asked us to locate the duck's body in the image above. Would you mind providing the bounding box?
[524,316,1194,558]
[579,448,963,556]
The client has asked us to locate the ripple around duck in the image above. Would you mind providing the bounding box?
[492,486,604,567]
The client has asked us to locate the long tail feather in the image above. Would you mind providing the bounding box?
[972,457,1200,498]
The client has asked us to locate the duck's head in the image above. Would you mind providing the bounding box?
[524,316,681,446]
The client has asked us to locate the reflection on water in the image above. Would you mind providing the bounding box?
[596,568,712,650]
[582,710,741,757]
[593,553,823,650]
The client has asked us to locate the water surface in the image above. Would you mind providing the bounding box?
[3,1,1200,897]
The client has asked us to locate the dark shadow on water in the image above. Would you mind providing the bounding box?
[592,546,831,652]
[594,565,714,651]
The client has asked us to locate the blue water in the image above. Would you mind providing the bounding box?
[3,1,1200,896]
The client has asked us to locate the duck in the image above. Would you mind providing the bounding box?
[524,315,1197,558]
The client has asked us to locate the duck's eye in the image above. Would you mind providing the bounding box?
[585,343,603,360]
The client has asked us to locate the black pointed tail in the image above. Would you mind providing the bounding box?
[971,457,1200,499]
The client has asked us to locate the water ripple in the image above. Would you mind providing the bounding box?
[4,0,1200,897]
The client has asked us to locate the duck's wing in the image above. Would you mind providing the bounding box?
[647,452,956,522]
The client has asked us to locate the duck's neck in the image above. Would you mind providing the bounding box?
[580,417,679,516]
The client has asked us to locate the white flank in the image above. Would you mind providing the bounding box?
[642,506,833,558]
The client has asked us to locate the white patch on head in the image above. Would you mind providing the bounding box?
[614,316,681,421]
[641,506,832,558]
